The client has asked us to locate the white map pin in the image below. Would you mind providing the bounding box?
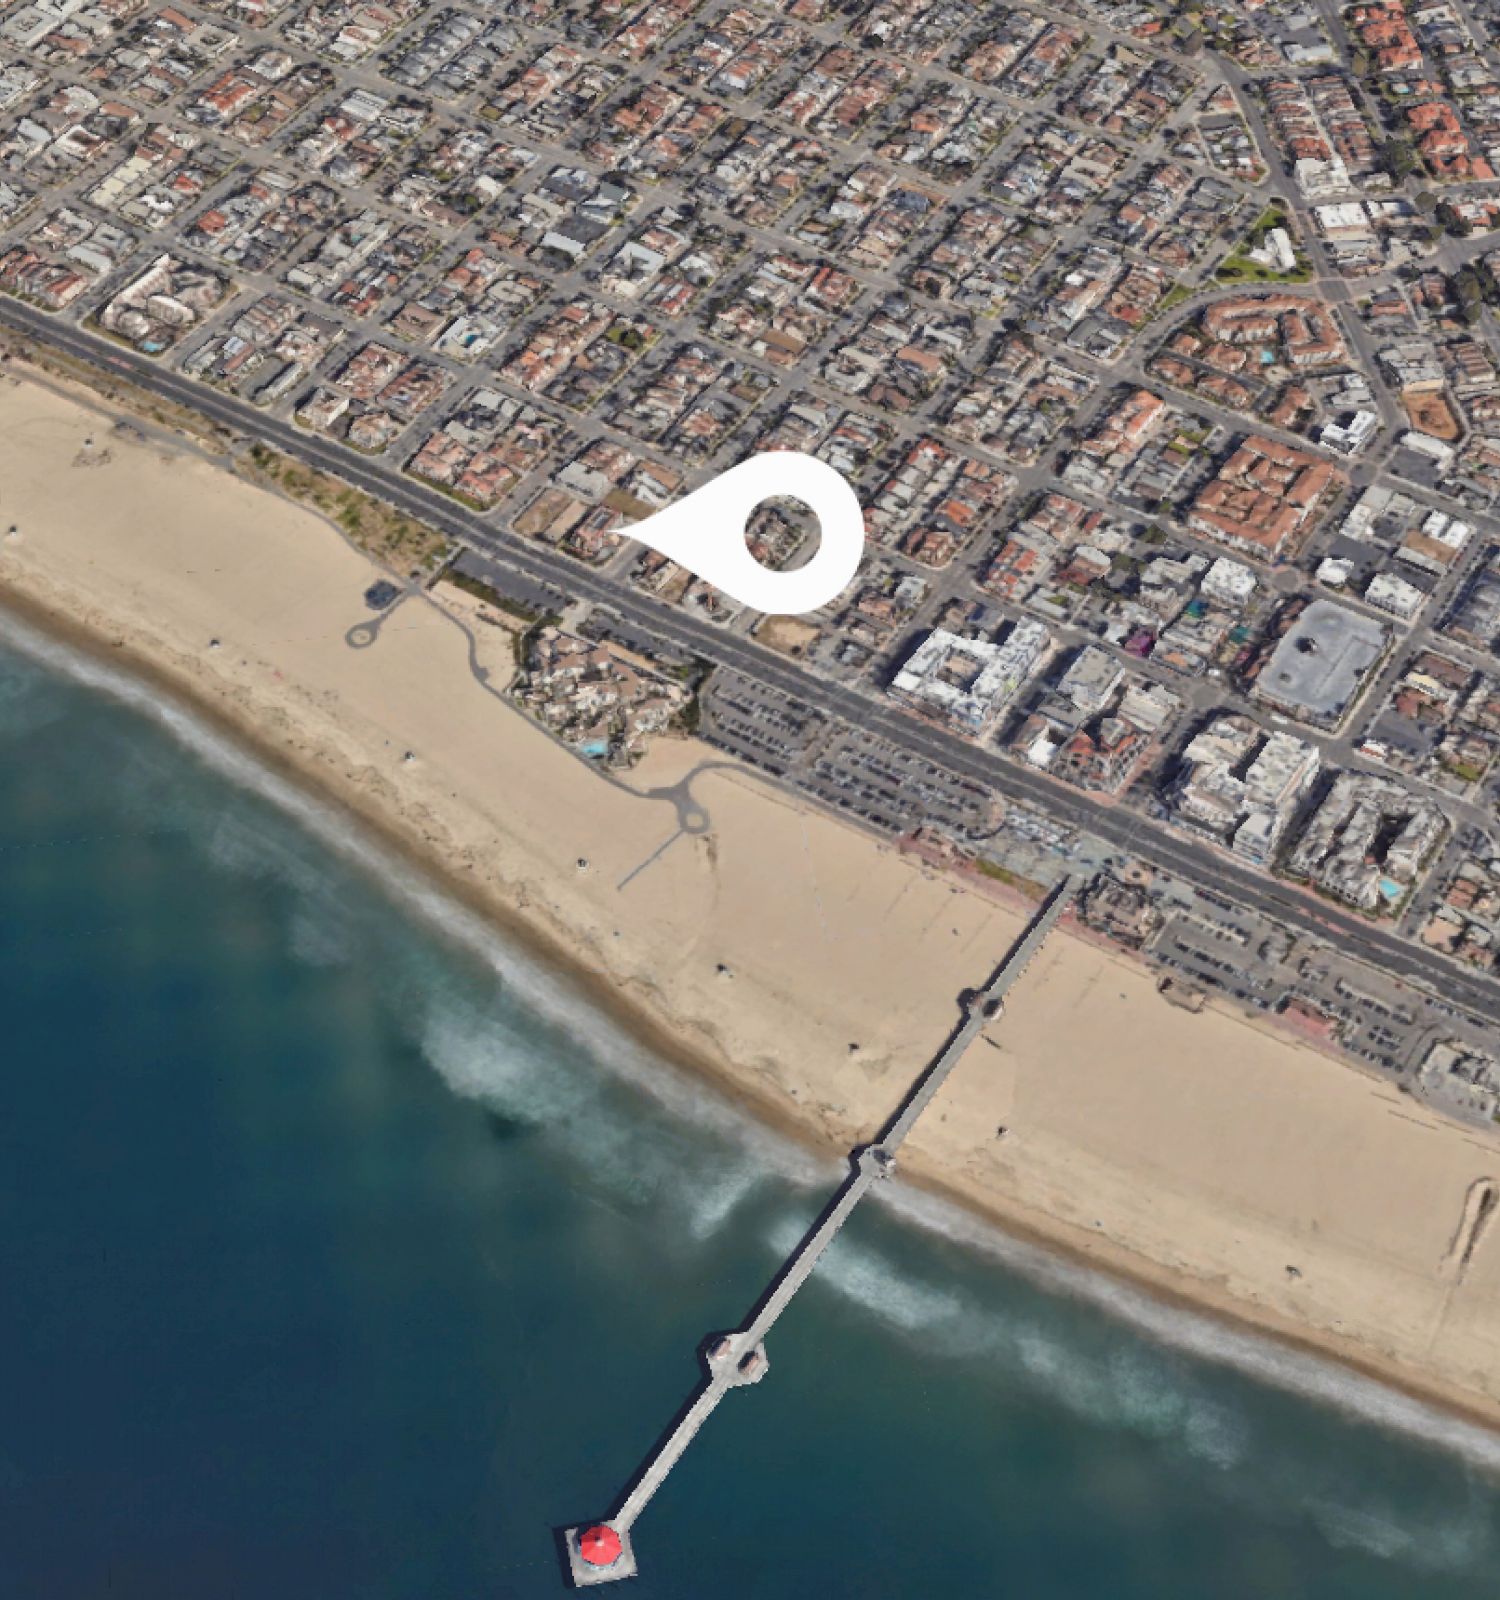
[624,452,865,615]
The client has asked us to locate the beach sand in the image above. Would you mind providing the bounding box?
[3,367,1500,1429]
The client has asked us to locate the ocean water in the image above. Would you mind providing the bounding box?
[2,615,1499,1600]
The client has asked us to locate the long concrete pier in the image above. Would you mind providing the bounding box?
[561,876,1078,1586]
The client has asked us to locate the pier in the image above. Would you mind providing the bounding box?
[562,875,1078,1586]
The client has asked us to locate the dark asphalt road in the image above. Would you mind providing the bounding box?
[6,298,1499,1027]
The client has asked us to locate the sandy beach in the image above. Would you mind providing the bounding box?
[4,364,1500,1431]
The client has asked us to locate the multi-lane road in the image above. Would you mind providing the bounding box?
[7,296,1500,1027]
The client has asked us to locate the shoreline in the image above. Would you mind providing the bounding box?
[0,576,830,1167]
[4,365,1500,1447]
[14,585,1500,1460]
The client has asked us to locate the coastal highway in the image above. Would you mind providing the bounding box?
[8,299,1500,1028]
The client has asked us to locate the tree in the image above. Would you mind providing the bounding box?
[1381,137,1418,181]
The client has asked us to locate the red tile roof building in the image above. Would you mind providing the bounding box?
[1188,435,1343,560]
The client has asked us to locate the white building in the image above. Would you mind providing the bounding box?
[1172,714,1320,864]
[1249,226,1299,274]
[1365,571,1425,619]
[1400,431,1455,465]
[1319,410,1378,455]
[1294,155,1352,199]
[1315,202,1373,240]
[1053,646,1124,719]
[890,622,1049,734]
[1288,772,1446,912]
[1200,556,1257,609]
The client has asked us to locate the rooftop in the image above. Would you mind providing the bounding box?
[1253,601,1387,725]
[891,623,1048,732]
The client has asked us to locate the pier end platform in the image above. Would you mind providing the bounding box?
[562,1521,637,1587]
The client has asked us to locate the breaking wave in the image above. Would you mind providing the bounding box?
[771,1201,1496,1573]
[770,1210,1248,1472]
[6,602,1500,1566]
[0,603,823,1241]
[878,1182,1500,1479]
[419,992,773,1238]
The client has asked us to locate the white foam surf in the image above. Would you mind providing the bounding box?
[5,603,1500,1527]
[0,605,824,1211]
[766,1214,973,1339]
[419,988,773,1238]
[769,1203,1495,1571]
[771,1210,1249,1469]
[880,1181,1500,1477]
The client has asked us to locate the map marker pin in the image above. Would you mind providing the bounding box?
[624,452,865,616]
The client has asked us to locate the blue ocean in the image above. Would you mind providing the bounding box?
[2,613,1498,1599]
